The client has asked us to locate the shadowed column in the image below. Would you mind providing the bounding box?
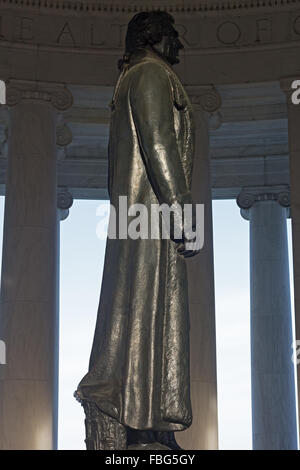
[176,86,221,450]
[0,80,72,450]
[281,78,300,443]
[237,190,297,450]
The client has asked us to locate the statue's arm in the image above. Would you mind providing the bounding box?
[129,62,191,209]
[130,62,200,256]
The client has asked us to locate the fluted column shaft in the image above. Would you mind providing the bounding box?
[238,191,297,450]
[0,80,72,450]
[176,87,221,450]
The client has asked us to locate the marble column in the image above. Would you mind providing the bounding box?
[176,87,221,450]
[280,78,300,438]
[237,190,297,450]
[0,80,73,450]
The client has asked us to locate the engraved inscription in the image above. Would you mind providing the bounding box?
[256,18,272,42]
[293,15,300,35]
[90,24,104,46]
[111,24,127,48]
[0,11,297,51]
[175,24,198,48]
[19,17,34,41]
[57,22,76,46]
[217,21,241,45]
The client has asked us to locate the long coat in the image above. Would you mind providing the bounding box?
[76,49,195,432]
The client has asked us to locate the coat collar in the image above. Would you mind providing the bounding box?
[128,48,176,75]
[111,48,181,109]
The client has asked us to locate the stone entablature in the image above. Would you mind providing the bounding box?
[0,1,300,85]
[1,4,300,50]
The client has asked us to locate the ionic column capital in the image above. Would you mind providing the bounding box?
[187,85,222,130]
[237,189,290,220]
[188,85,222,113]
[6,79,73,111]
[237,190,290,209]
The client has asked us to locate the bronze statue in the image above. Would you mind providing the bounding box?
[74,11,199,450]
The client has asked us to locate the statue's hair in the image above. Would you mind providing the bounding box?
[118,11,176,69]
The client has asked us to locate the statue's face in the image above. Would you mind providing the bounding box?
[152,26,183,65]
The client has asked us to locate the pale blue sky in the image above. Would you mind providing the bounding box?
[57,198,294,450]
[0,196,295,449]
[57,198,254,450]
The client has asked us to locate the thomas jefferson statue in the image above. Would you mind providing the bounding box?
[75,11,199,450]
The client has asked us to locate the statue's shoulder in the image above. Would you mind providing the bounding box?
[124,53,191,112]
[128,57,171,82]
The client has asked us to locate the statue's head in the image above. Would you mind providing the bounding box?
[123,11,183,66]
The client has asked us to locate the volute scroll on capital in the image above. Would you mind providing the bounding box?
[188,86,222,129]
[6,80,73,111]
[237,189,291,221]
[188,86,222,113]
[57,188,74,221]
[237,189,291,209]
[57,189,74,211]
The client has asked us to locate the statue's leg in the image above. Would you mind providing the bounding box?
[127,429,156,446]
[75,394,127,450]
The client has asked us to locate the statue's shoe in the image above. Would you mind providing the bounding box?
[127,430,182,450]
[155,431,183,450]
[127,442,170,450]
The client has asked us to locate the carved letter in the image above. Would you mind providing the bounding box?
[111,24,127,48]
[90,24,104,46]
[175,24,197,48]
[256,18,271,42]
[57,22,75,46]
[293,16,300,36]
[217,21,241,45]
[19,17,34,41]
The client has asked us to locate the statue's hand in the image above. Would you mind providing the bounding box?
[176,236,201,258]
[175,212,202,257]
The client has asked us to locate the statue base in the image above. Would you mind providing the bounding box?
[75,391,181,450]
[75,393,127,450]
